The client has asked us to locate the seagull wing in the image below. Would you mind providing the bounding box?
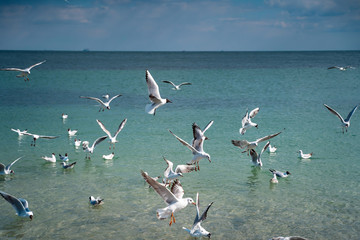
[0,163,5,172]
[175,164,196,174]
[178,82,192,87]
[0,191,27,216]
[163,157,173,178]
[91,136,107,149]
[141,170,178,205]
[344,105,358,122]
[202,120,214,133]
[113,118,127,138]
[241,110,249,128]
[327,66,339,70]
[96,119,112,138]
[231,140,249,149]
[27,60,46,70]
[260,141,270,157]
[255,131,282,144]
[249,107,260,119]
[80,96,105,106]
[6,156,23,171]
[194,193,200,224]
[324,104,345,123]
[146,70,162,100]
[249,149,258,163]
[169,130,197,154]
[192,123,205,152]
[0,67,24,72]
[198,201,213,224]
[162,80,176,88]
[107,94,122,104]
[38,135,58,139]
[170,179,184,199]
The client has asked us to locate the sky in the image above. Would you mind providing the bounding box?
[0,0,359,51]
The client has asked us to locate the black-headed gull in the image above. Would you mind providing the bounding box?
[80,94,122,112]
[11,128,28,136]
[327,66,355,71]
[23,132,59,146]
[269,236,308,240]
[145,70,172,115]
[82,136,107,159]
[269,169,291,178]
[324,104,358,133]
[59,153,69,161]
[268,144,277,153]
[0,60,46,81]
[141,171,195,226]
[102,152,114,160]
[61,113,68,120]
[162,80,192,90]
[249,141,270,167]
[298,150,312,159]
[0,191,33,220]
[163,157,195,183]
[67,128,77,137]
[232,131,282,155]
[240,108,259,135]
[42,153,56,163]
[182,192,213,238]
[169,124,211,171]
[96,118,127,149]
[191,120,213,148]
[61,161,76,169]
[0,156,22,175]
[89,196,103,206]
[74,138,82,148]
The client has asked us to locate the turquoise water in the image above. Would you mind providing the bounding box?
[0,51,359,239]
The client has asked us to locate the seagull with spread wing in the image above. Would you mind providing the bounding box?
[324,104,358,133]
[249,141,270,167]
[82,136,107,159]
[0,191,33,220]
[96,118,127,149]
[0,156,23,175]
[0,60,46,81]
[240,108,259,135]
[162,80,192,90]
[163,157,196,184]
[80,94,122,112]
[23,132,59,146]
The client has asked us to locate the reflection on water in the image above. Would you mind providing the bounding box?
[247,167,261,192]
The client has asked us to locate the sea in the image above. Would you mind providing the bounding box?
[0,50,359,240]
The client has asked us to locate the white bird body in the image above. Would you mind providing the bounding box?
[0,60,46,81]
[82,136,107,158]
[62,113,68,119]
[328,66,354,71]
[163,157,195,183]
[74,138,82,148]
[0,191,33,219]
[23,132,58,146]
[298,150,312,159]
[162,80,192,90]
[324,104,358,133]
[232,131,282,154]
[42,153,56,163]
[249,141,270,167]
[268,144,277,153]
[89,196,103,205]
[240,108,259,135]
[102,152,114,160]
[0,157,22,174]
[11,128,28,136]
[67,128,77,137]
[145,70,171,115]
[270,173,278,183]
[80,94,122,112]
[141,171,195,226]
[96,118,127,149]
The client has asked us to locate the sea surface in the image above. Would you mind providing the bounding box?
[0,51,359,240]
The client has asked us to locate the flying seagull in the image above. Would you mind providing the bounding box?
[0,60,46,81]
[0,156,23,175]
[249,141,270,167]
[145,70,172,115]
[141,171,195,226]
[327,66,355,71]
[96,118,127,149]
[240,108,259,135]
[163,157,196,184]
[80,94,122,112]
[323,104,358,133]
[23,132,59,146]
[191,120,213,148]
[0,191,33,220]
[82,136,107,159]
[162,80,192,90]
[11,128,28,136]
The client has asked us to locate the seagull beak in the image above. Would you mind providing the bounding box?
[29,215,33,220]
[192,202,196,205]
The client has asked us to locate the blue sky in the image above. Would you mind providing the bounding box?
[0,0,359,51]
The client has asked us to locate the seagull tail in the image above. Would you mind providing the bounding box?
[156,208,171,220]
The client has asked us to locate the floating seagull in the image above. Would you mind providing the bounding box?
[182,192,213,238]
[191,120,213,148]
[145,70,172,115]
[74,138,82,148]
[42,153,56,163]
[89,196,103,206]
[0,60,46,81]
[298,150,312,159]
[67,128,77,137]
[323,104,358,133]
[102,152,114,160]
[141,171,195,226]
[169,124,211,171]
[268,144,277,153]
[80,94,122,112]
[269,169,291,178]
[96,118,127,149]
[102,94,110,100]
[163,157,195,184]
[59,153,69,161]
[162,80,192,90]
[249,141,270,167]
[270,173,278,184]
[232,131,282,155]
[0,156,22,175]
[11,128,28,136]
[270,237,308,240]
[0,191,33,220]
[82,136,107,159]
[61,161,76,169]
[239,108,259,135]
[61,113,68,120]
[23,132,59,146]
[327,66,355,71]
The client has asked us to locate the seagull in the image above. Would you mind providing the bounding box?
[141,171,195,226]
[102,152,114,160]
[323,104,358,133]
[0,191,33,220]
[23,132,59,146]
[269,169,291,178]
[239,108,259,135]
[298,150,312,159]
[270,237,308,240]
[102,94,110,100]
[328,66,355,71]
[191,120,213,147]
[74,138,82,148]
[61,161,76,169]
[80,94,122,112]
[0,60,46,81]
[82,136,107,159]
[96,118,127,149]
[0,156,22,175]
[67,128,78,137]
[268,144,277,153]
[169,124,211,171]
[163,157,195,184]
[162,80,192,90]
[145,70,172,115]
[182,192,213,238]
[232,131,282,155]
[59,153,69,161]
[41,153,56,163]
[270,173,278,183]
[89,196,104,206]
[61,113,68,120]
[249,141,270,167]
[11,128,28,136]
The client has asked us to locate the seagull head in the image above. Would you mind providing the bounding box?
[166,99,172,103]
[187,198,196,205]
[255,124,258,129]
[107,106,110,110]
[286,171,291,175]
[206,154,211,163]
[29,213,33,220]
[10,170,15,174]
[207,233,211,238]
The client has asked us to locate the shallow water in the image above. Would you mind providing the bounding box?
[0,51,359,239]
